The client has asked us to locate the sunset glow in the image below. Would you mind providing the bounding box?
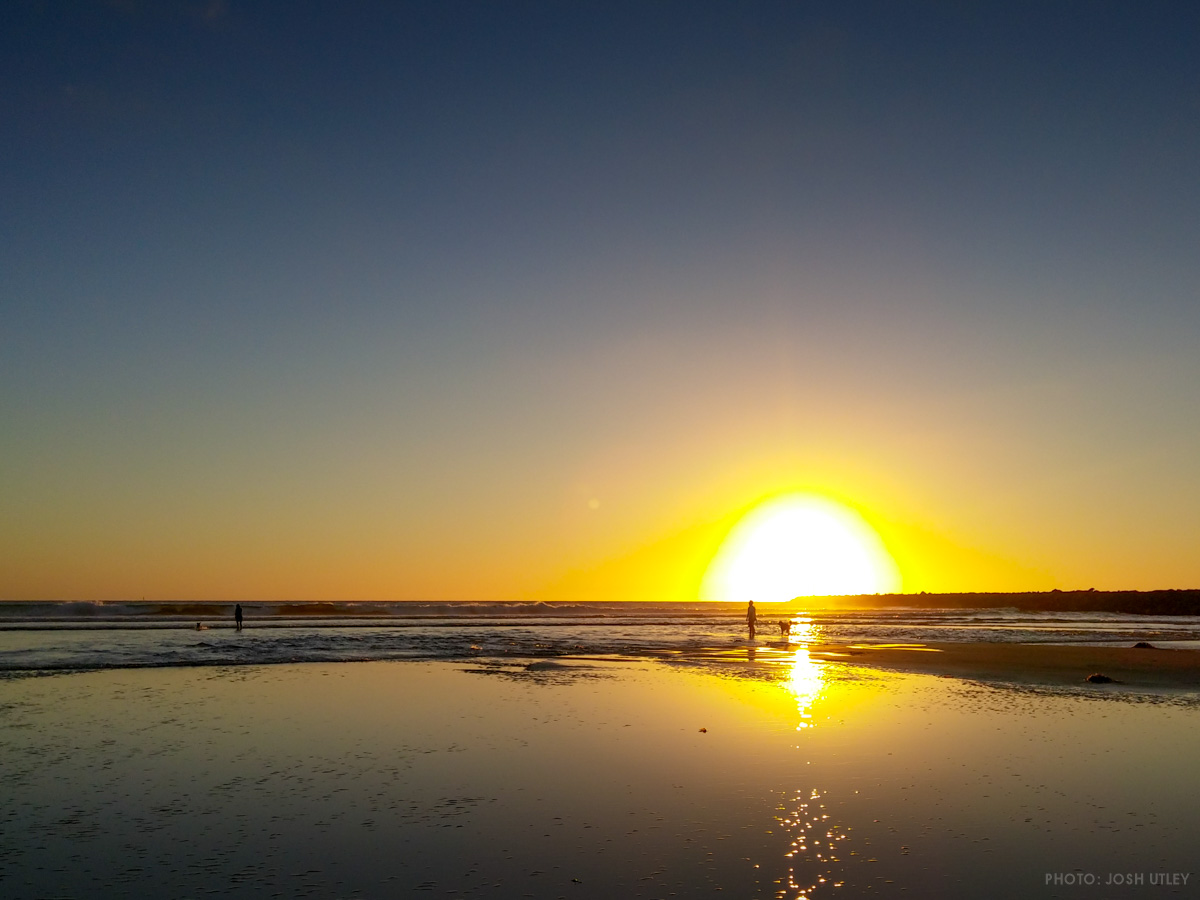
[702,495,900,602]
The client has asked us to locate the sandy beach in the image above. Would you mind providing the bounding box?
[1,645,1197,899]
[808,640,1200,689]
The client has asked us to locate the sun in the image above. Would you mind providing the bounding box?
[701,494,900,602]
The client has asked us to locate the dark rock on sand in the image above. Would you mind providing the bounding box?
[526,660,568,671]
[1132,641,1155,649]
[1086,673,1114,683]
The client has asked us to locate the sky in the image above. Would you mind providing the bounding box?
[2,0,1199,601]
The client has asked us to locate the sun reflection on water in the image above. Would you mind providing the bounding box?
[782,618,825,730]
[774,617,852,899]
[775,787,851,899]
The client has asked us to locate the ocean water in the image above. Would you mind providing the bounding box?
[3,601,1200,672]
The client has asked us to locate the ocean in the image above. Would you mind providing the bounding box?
[3,600,1200,673]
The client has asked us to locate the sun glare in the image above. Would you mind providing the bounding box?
[702,495,899,602]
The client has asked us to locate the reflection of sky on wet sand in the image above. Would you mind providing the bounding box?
[1,656,1198,898]
[0,660,823,897]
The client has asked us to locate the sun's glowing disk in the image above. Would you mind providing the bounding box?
[703,495,899,602]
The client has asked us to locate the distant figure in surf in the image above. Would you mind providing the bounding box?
[746,600,757,640]
[778,619,791,640]
[234,603,243,630]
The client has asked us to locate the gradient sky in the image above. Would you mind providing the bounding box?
[3,1,1199,601]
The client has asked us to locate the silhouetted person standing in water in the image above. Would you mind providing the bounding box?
[234,603,243,630]
[746,600,757,640]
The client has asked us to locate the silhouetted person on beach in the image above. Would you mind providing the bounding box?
[746,600,757,640]
[234,603,243,630]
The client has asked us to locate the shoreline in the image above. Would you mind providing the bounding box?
[4,629,1200,693]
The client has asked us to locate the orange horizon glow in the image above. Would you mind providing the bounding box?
[0,466,1186,602]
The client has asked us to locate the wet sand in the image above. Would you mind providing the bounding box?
[1,654,1197,899]
[806,641,1200,689]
